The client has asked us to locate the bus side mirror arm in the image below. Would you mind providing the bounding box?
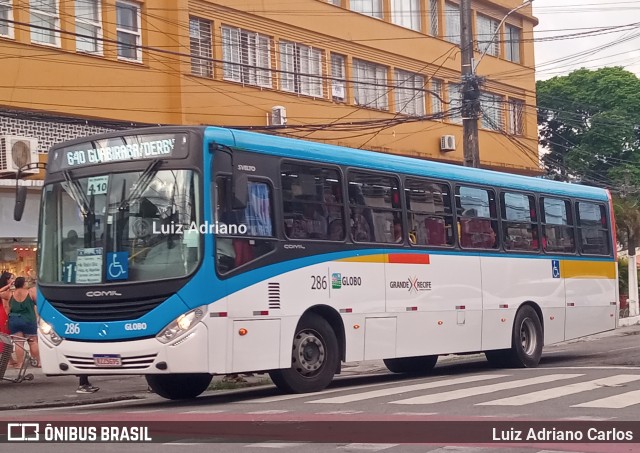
[14,162,47,221]
[210,142,247,210]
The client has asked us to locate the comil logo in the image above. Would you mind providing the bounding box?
[7,423,40,441]
[86,290,122,297]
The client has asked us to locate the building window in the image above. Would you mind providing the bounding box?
[447,82,462,124]
[353,59,388,110]
[392,0,420,32]
[480,92,504,131]
[75,0,102,54]
[476,14,499,57]
[331,53,346,102]
[221,26,272,88]
[30,0,60,46]
[444,2,460,45]
[279,41,324,97]
[116,1,141,61]
[505,24,521,63]
[327,0,341,5]
[509,98,524,135]
[0,0,14,38]
[430,79,443,117]
[395,70,425,116]
[189,17,212,78]
[429,0,439,36]
[351,0,383,19]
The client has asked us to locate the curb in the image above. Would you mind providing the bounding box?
[618,315,640,327]
[0,394,146,412]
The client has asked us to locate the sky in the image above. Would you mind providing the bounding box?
[532,0,640,80]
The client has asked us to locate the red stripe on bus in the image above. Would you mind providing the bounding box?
[387,254,430,264]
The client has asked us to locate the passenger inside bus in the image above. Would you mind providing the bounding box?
[393,220,403,243]
[459,209,497,248]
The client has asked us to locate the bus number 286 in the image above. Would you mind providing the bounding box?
[65,323,80,334]
[310,275,327,290]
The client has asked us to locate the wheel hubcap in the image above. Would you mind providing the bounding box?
[292,330,325,377]
[520,318,537,356]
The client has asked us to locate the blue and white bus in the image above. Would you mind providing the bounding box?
[25,126,618,399]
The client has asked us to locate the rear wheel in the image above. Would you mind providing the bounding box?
[383,355,438,374]
[146,373,212,400]
[269,313,339,394]
[485,305,543,368]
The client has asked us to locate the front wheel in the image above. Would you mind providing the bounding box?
[146,373,212,400]
[269,313,339,394]
[383,355,438,374]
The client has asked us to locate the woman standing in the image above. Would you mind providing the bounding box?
[0,272,14,335]
[7,277,39,367]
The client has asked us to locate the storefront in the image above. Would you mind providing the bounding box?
[0,184,41,281]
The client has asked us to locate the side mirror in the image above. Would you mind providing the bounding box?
[14,186,27,221]
[233,172,248,210]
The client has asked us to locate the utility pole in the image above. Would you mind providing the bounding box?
[459,0,534,168]
[460,0,480,168]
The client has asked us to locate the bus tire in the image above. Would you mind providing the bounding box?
[383,355,438,374]
[269,313,339,394]
[507,305,543,368]
[146,373,212,400]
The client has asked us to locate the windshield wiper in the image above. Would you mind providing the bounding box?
[118,159,162,210]
[62,169,92,216]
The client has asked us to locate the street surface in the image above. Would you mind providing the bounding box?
[2,325,640,452]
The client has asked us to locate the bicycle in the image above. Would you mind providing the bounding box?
[0,333,36,383]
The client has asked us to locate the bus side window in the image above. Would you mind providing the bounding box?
[405,178,454,247]
[540,197,576,254]
[281,163,344,241]
[456,186,498,249]
[215,177,276,274]
[348,172,401,243]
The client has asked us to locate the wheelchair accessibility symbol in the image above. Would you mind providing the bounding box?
[107,252,128,281]
[551,259,560,279]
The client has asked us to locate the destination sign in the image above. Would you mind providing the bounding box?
[49,133,189,172]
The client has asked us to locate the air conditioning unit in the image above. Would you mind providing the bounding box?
[271,106,287,126]
[440,135,456,152]
[0,136,39,174]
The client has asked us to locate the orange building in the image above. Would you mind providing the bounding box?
[0,0,539,269]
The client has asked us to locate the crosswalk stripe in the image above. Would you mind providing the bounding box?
[572,389,640,409]
[477,374,640,406]
[237,376,433,404]
[307,375,508,404]
[389,374,583,405]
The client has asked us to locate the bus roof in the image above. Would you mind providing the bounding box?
[206,126,608,202]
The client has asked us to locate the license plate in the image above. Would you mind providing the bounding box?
[93,354,122,367]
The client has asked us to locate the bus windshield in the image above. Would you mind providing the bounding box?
[38,169,200,285]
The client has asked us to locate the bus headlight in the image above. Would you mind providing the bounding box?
[156,306,207,344]
[38,318,62,345]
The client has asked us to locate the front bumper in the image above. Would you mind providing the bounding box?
[39,322,209,375]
